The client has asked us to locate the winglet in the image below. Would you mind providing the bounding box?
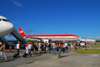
[19,27,27,36]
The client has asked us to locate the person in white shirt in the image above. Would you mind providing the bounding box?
[16,42,20,55]
[38,42,41,53]
[64,42,68,52]
[26,43,29,54]
[52,42,56,54]
[28,42,32,57]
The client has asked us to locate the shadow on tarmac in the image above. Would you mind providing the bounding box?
[60,55,69,58]
[0,53,43,63]
[0,56,19,63]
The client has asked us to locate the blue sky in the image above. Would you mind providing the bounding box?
[0,0,100,40]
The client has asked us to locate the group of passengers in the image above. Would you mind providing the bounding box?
[0,41,95,60]
[25,41,71,58]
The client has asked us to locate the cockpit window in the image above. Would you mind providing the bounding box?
[2,19,9,22]
[0,19,1,21]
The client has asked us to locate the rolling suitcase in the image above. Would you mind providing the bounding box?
[13,53,18,58]
[23,53,28,58]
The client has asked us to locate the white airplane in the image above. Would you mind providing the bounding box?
[0,16,14,37]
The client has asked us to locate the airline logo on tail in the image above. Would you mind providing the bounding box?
[20,31,24,33]
[19,27,27,36]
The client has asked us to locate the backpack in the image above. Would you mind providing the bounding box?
[0,46,3,51]
[58,44,62,48]
[48,43,51,48]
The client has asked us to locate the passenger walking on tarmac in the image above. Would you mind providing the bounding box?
[16,42,20,56]
[0,43,7,60]
[62,42,66,53]
[28,42,32,57]
[31,42,34,55]
[26,43,29,54]
[38,42,41,53]
[0,42,2,60]
[68,42,70,50]
[78,42,81,49]
[52,42,56,54]
[65,42,68,52]
[57,42,63,59]
[0,42,3,60]
[48,42,52,53]
[75,42,78,50]
[40,42,44,54]
[56,42,59,53]
[44,41,47,53]
[0,42,2,47]
[34,42,38,54]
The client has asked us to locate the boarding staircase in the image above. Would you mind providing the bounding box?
[0,28,27,48]
[10,28,27,45]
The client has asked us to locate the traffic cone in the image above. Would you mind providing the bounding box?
[75,46,76,50]
[9,45,11,52]
[85,45,87,51]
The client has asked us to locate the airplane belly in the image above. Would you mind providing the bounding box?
[51,39,80,41]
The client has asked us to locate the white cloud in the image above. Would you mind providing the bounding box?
[87,36,93,38]
[95,36,100,39]
[87,36,100,40]
[10,0,23,7]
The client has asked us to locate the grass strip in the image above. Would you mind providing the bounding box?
[74,49,100,54]
[91,44,100,48]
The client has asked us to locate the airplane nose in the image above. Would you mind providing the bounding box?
[6,22,14,31]
[0,22,14,37]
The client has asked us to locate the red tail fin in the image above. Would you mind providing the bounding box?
[19,27,27,36]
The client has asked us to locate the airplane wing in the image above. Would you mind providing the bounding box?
[23,37,44,41]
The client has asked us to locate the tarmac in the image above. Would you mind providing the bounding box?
[18,52,100,67]
[0,47,100,67]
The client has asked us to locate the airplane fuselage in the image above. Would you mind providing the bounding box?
[26,35,80,42]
